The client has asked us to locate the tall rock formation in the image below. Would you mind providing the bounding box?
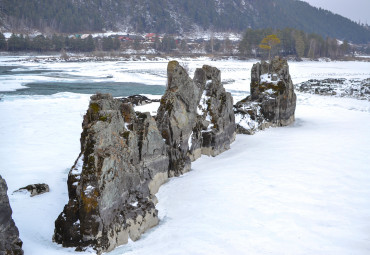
[0,176,24,255]
[54,62,236,254]
[234,57,297,134]
[189,65,236,161]
[54,94,169,253]
[156,61,205,176]
[156,61,236,169]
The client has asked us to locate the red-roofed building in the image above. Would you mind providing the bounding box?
[145,33,157,42]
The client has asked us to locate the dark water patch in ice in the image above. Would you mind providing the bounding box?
[0,65,63,76]
[0,66,21,75]
[1,81,165,97]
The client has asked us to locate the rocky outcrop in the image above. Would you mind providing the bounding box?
[296,78,370,101]
[54,61,236,254]
[234,57,296,134]
[16,184,49,197]
[54,94,169,253]
[189,65,236,161]
[0,176,24,255]
[120,95,160,106]
[156,61,236,173]
[156,61,205,176]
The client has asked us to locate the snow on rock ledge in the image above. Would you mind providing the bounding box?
[234,57,297,134]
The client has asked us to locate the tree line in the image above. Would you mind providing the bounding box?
[0,30,367,58]
[0,33,96,52]
[0,33,180,53]
[238,28,352,59]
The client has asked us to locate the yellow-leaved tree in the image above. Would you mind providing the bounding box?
[259,34,281,62]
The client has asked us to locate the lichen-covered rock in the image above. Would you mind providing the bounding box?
[235,57,296,134]
[189,65,236,160]
[156,61,205,176]
[54,61,236,254]
[53,94,169,254]
[0,176,24,255]
[156,62,236,172]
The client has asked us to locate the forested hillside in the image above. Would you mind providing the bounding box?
[1,0,369,43]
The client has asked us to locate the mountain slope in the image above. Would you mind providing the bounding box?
[0,0,369,43]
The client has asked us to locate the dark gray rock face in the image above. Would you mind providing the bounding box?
[16,183,49,197]
[54,94,169,254]
[156,61,205,176]
[234,57,296,134]
[156,61,236,173]
[54,61,236,253]
[0,176,24,255]
[189,65,236,160]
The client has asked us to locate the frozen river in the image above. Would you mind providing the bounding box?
[0,56,369,255]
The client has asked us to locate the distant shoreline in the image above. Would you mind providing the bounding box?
[1,51,369,63]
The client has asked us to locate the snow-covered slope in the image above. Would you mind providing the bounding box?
[0,58,369,254]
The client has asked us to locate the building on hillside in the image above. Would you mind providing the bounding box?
[145,33,156,42]
[120,34,145,42]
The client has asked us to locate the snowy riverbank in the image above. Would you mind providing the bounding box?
[0,57,369,254]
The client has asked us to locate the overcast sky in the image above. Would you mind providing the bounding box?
[301,0,370,24]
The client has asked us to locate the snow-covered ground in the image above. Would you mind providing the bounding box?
[113,100,370,255]
[0,57,369,254]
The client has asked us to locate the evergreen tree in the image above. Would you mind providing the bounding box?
[339,40,350,56]
[24,36,31,51]
[7,34,25,51]
[238,36,250,56]
[84,35,95,52]
[31,35,51,51]
[52,34,64,51]
[64,36,70,49]
[161,35,176,52]
[0,33,7,50]
[112,37,121,51]
[133,39,141,50]
[102,37,114,51]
